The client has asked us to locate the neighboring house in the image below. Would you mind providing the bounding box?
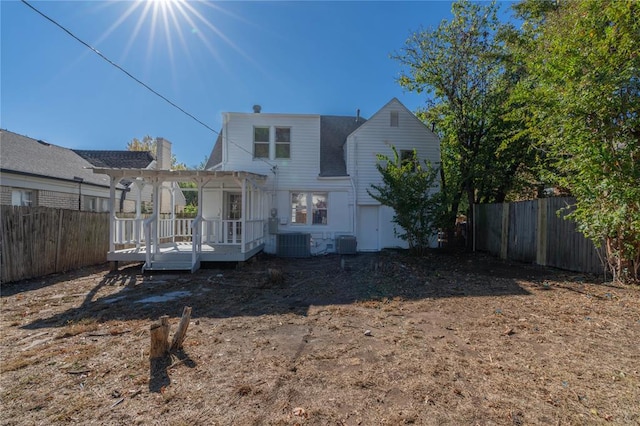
[0,129,185,214]
[93,98,440,271]
[74,146,186,214]
[0,129,123,211]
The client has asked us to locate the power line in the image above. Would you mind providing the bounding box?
[21,0,275,168]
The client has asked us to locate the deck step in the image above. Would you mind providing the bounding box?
[145,261,194,272]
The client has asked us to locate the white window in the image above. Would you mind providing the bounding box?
[390,111,399,127]
[253,126,269,159]
[85,196,98,212]
[11,189,33,206]
[275,127,291,159]
[291,192,328,225]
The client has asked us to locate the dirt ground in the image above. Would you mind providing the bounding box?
[1,250,638,425]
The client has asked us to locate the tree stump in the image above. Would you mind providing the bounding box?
[149,315,170,359]
[170,306,192,351]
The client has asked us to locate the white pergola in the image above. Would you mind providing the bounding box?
[93,168,268,270]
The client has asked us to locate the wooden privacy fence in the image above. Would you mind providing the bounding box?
[475,197,604,275]
[1,206,109,283]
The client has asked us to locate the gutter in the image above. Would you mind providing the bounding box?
[0,168,126,190]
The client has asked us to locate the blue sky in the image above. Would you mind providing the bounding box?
[2,1,513,168]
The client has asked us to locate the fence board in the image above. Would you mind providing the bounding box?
[475,198,604,275]
[1,206,109,283]
[507,200,537,262]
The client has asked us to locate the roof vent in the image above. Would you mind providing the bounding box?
[37,139,50,146]
[253,105,262,113]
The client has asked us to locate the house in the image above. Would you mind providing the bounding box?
[0,129,185,213]
[93,98,440,272]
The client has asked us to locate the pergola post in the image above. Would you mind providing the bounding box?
[109,176,116,254]
[241,178,247,253]
[153,180,160,254]
[134,180,143,248]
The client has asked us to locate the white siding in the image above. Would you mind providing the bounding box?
[347,98,441,250]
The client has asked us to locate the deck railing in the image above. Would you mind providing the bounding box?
[244,219,265,253]
[114,217,145,246]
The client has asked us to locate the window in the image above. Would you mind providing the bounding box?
[11,189,33,206]
[291,192,328,225]
[275,127,291,159]
[311,193,327,224]
[390,111,399,127]
[400,149,417,171]
[291,192,307,224]
[253,126,269,158]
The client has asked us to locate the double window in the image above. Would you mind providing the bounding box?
[11,189,33,206]
[291,192,327,225]
[253,126,291,160]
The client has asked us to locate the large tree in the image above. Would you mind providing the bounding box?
[513,0,640,283]
[393,0,531,247]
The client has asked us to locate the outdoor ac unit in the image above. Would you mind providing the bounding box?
[336,236,357,254]
[276,233,311,258]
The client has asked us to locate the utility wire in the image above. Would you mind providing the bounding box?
[21,0,276,168]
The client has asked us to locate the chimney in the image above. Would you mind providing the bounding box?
[156,137,172,170]
[253,104,262,113]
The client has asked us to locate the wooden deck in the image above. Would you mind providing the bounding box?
[108,242,264,263]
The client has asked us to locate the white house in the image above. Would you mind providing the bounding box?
[94,98,440,271]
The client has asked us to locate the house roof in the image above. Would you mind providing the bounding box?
[0,129,114,188]
[205,132,223,170]
[73,150,154,169]
[319,115,367,177]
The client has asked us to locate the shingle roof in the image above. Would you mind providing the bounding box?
[205,132,223,170]
[319,115,367,177]
[73,150,154,169]
[0,129,112,187]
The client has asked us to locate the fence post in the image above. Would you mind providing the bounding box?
[536,198,548,266]
[500,203,509,259]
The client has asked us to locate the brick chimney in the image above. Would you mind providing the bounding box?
[156,137,172,170]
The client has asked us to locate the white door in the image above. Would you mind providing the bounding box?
[357,205,379,251]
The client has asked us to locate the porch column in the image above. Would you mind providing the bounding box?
[170,184,176,243]
[241,178,247,253]
[153,180,160,254]
[134,180,143,248]
[109,176,116,253]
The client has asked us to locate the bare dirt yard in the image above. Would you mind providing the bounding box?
[1,250,638,425]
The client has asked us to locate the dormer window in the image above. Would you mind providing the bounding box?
[390,111,399,127]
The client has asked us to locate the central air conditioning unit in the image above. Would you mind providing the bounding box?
[276,233,311,258]
[336,235,357,254]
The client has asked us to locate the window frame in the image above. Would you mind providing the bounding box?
[290,192,328,226]
[400,149,418,171]
[253,126,270,159]
[275,127,291,159]
[11,189,33,206]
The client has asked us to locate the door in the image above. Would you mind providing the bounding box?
[357,205,379,251]
[225,192,242,243]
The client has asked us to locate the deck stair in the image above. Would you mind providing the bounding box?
[143,252,199,273]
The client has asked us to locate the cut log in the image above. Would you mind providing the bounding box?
[149,315,170,359]
[170,306,192,351]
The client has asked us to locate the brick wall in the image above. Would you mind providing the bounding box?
[38,190,78,210]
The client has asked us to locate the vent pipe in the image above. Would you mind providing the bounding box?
[356,108,360,122]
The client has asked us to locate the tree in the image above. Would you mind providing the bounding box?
[367,147,441,255]
[513,0,640,283]
[393,0,532,248]
[127,135,187,170]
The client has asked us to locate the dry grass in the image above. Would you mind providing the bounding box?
[1,250,639,425]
